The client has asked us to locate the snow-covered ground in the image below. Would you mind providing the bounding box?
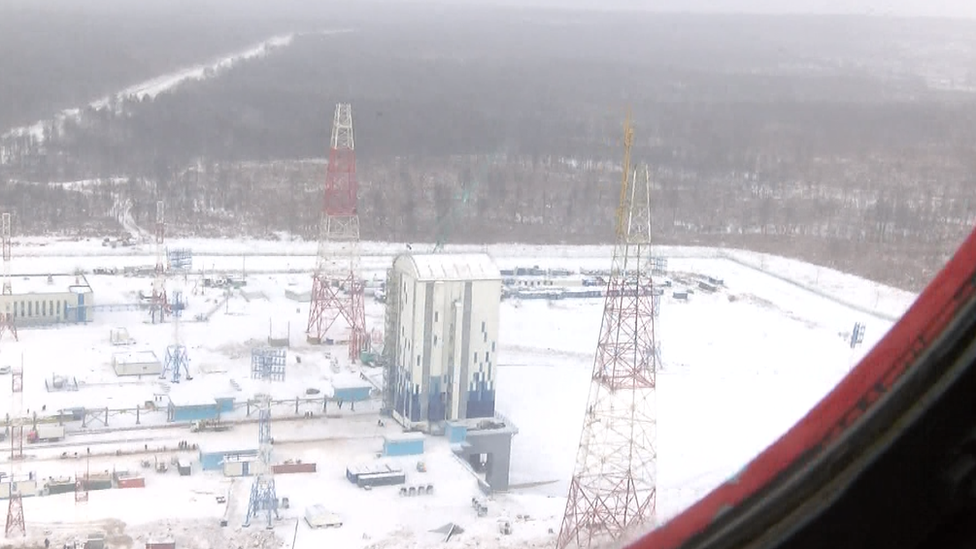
[0,238,920,548]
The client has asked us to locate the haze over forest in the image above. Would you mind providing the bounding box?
[2,0,976,290]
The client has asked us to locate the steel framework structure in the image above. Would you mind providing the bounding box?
[161,290,192,383]
[557,115,660,548]
[243,348,284,529]
[0,213,17,344]
[150,201,170,324]
[306,103,367,360]
[6,359,25,537]
[167,248,193,271]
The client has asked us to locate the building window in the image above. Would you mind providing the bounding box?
[473,351,478,363]
[27,301,31,317]
[481,321,486,332]
[434,311,439,322]
[49,301,54,316]
[63,300,68,318]
[19,301,24,317]
[57,301,61,316]
[486,351,490,363]
[491,341,496,352]
[416,355,421,367]
[433,335,438,346]
[483,332,487,342]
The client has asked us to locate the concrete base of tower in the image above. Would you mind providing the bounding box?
[444,414,519,493]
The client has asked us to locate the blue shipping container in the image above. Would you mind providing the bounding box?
[445,422,468,444]
[334,385,372,402]
[169,404,220,422]
[214,397,236,414]
[383,434,425,457]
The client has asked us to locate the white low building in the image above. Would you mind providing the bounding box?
[112,350,163,377]
[385,252,501,427]
[0,273,94,326]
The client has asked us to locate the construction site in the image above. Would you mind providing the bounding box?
[0,106,912,549]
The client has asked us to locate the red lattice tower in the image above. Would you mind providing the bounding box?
[6,360,25,538]
[150,200,170,324]
[557,115,659,549]
[0,212,17,343]
[306,103,367,360]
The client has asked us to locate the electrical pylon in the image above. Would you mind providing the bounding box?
[243,350,283,529]
[150,201,169,324]
[6,357,25,538]
[0,212,18,344]
[557,114,659,549]
[306,103,367,361]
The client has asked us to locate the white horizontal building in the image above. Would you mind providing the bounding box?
[0,273,94,327]
[385,253,501,427]
[112,350,163,377]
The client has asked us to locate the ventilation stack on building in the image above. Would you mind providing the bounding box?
[557,114,661,549]
[150,200,169,324]
[243,349,285,529]
[306,103,367,361]
[383,252,518,492]
[5,357,25,538]
[0,213,17,343]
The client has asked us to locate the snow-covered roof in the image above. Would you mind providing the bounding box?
[384,432,425,443]
[113,350,160,366]
[167,391,216,408]
[331,376,372,390]
[395,253,501,282]
[1,273,91,295]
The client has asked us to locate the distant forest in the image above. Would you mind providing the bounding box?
[2,8,976,290]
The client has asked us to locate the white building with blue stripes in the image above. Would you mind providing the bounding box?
[386,252,502,428]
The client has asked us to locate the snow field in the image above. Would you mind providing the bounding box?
[494,254,898,527]
[0,238,918,548]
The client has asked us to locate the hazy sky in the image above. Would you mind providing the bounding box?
[441,0,976,18]
[5,0,976,19]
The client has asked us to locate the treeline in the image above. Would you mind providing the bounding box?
[8,13,973,178]
[1,151,967,290]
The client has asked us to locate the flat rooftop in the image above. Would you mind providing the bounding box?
[2,273,91,295]
[396,253,501,282]
[113,350,160,365]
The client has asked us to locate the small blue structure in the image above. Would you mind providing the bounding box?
[167,248,193,271]
[167,395,221,422]
[215,396,235,414]
[250,348,286,382]
[170,290,187,313]
[445,422,468,444]
[199,447,260,471]
[850,322,866,349]
[382,432,425,457]
[332,380,373,403]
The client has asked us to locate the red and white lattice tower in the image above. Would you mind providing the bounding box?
[557,115,659,549]
[150,201,169,324]
[306,103,367,360]
[5,357,25,537]
[0,212,17,343]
